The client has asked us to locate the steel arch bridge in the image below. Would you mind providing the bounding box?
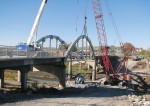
[35,34,95,58]
[65,35,95,58]
[36,35,67,50]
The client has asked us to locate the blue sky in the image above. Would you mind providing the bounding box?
[0,0,150,49]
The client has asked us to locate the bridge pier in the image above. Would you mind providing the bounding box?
[92,69,96,81]
[20,70,28,91]
[0,67,30,91]
[0,69,4,88]
[19,66,30,91]
[33,64,66,89]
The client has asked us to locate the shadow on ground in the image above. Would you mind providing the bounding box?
[0,82,130,105]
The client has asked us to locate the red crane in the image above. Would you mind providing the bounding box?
[92,0,131,84]
[92,0,115,78]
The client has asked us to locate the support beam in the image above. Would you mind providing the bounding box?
[56,39,58,56]
[49,38,52,56]
[17,71,21,82]
[82,38,84,58]
[92,69,96,81]
[89,45,91,59]
[86,39,87,58]
[0,69,4,88]
[77,42,79,59]
[92,58,98,81]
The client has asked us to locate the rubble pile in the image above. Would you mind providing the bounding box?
[128,95,150,106]
[129,74,148,92]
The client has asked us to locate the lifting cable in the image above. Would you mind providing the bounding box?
[76,0,79,32]
[81,0,88,36]
[76,0,89,36]
[85,0,88,36]
[104,0,123,45]
[84,0,88,18]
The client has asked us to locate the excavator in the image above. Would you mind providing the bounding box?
[16,0,48,51]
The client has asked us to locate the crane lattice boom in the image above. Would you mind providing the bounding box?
[92,0,115,77]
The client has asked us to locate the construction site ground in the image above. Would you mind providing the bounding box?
[0,59,150,106]
[0,80,132,106]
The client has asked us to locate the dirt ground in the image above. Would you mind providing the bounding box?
[0,80,132,106]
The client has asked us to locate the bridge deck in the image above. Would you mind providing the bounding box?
[0,57,65,69]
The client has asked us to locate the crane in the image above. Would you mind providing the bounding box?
[92,0,131,85]
[17,0,48,51]
[92,0,115,78]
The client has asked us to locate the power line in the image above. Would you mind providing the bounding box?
[104,0,123,45]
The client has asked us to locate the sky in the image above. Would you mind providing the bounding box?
[0,0,150,49]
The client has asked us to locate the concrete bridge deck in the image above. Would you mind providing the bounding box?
[0,57,66,91]
[0,57,65,68]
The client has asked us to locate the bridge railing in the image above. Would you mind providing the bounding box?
[0,46,65,59]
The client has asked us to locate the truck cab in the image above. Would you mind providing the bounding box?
[16,43,34,51]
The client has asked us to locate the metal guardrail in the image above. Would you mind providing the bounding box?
[0,46,65,59]
[0,46,95,59]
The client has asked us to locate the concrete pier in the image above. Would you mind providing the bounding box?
[20,71,28,91]
[17,66,30,91]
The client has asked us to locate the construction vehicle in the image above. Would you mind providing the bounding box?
[92,0,130,85]
[16,0,48,51]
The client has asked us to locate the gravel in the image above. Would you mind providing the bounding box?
[0,80,133,106]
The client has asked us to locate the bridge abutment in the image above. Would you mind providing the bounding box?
[33,64,66,89]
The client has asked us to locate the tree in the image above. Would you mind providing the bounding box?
[59,44,66,51]
[122,42,135,56]
[68,43,77,52]
[146,50,150,58]
[59,42,77,52]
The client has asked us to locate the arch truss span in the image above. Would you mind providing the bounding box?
[65,35,95,59]
[34,35,67,57]
[36,35,67,50]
